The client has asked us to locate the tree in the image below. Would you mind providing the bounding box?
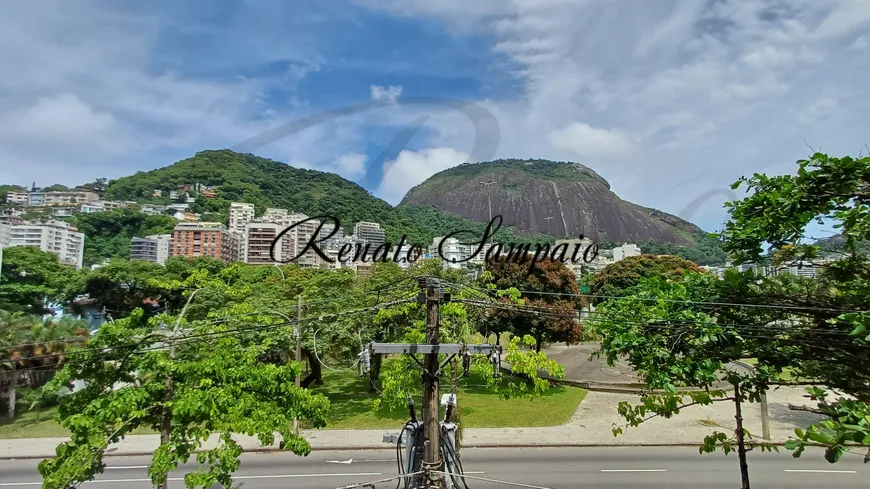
[720,152,870,462]
[0,247,76,314]
[481,257,583,351]
[79,259,170,318]
[592,272,780,489]
[0,311,88,417]
[38,307,330,489]
[70,208,177,266]
[589,254,706,305]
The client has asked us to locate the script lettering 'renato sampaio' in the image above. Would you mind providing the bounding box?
[269,215,599,271]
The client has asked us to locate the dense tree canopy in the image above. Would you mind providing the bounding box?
[719,152,870,462]
[589,254,706,305]
[69,208,177,266]
[481,257,583,351]
[0,247,78,314]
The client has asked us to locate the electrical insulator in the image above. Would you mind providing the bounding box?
[462,350,470,376]
[363,349,371,373]
[491,351,501,379]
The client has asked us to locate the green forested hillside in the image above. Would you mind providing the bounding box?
[104,149,549,250]
[13,149,725,266]
[69,209,177,266]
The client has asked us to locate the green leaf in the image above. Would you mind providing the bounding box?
[824,445,846,464]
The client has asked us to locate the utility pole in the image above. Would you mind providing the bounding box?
[760,391,770,440]
[294,295,302,436]
[158,289,200,489]
[544,216,554,235]
[422,281,442,489]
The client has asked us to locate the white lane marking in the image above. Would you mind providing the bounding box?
[105,466,149,470]
[325,459,353,464]
[784,469,856,474]
[464,471,485,474]
[0,473,383,487]
[601,469,667,472]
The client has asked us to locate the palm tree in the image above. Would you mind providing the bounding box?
[0,311,89,417]
[0,310,32,417]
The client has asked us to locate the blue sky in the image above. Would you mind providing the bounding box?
[1,0,868,237]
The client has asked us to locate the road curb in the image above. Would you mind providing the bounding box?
[0,441,805,460]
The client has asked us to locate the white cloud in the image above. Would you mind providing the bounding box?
[548,123,637,164]
[359,0,870,230]
[6,93,116,144]
[4,0,870,235]
[370,85,403,103]
[288,159,313,170]
[334,153,367,179]
[377,148,468,203]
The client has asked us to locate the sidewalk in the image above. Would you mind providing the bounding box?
[0,386,824,459]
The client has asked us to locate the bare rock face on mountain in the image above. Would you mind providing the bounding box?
[400,159,698,244]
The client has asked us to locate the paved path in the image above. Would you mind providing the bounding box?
[540,344,640,383]
[0,387,825,459]
[1,447,865,488]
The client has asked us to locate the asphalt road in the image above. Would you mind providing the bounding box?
[0,447,866,488]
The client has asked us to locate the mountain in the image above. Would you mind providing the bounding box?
[103,150,554,248]
[12,150,726,265]
[400,159,701,244]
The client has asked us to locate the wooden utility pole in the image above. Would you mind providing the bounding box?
[422,282,443,488]
[733,383,751,489]
[294,295,302,436]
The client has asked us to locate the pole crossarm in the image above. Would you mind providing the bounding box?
[368,343,501,355]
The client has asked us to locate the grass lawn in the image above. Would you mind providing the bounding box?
[1,366,586,438]
[0,406,155,439]
[310,367,587,430]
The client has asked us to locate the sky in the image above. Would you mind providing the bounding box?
[2,0,868,235]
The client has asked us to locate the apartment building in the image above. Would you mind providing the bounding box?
[274,213,322,268]
[5,191,28,205]
[172,222,238,264]
[261,208,289,223]
[243,222,283,264]
[353,221,385,258]
[429,237,473,269]
[42,191,100,207]
[139,204,168,216]
[0,220,85,268]
[229,203,256,234]
[612,243,641,262]
[130,234,174,265]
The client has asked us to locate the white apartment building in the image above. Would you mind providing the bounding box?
[261,208,289,223]
[5,191,28,205]
[229,203,256,235]
[278,213,322,267]
[612,243,641,262]
[229,202,256,257]
[130,234,174,265]
[139,204,168,216]
[0,220,85,268]
[394,242,423,269]
[429,237,473,269]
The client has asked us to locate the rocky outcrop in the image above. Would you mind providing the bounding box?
[400,159,694,244]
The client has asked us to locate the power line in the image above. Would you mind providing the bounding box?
[6,298,418,370]
[447,281,863,314]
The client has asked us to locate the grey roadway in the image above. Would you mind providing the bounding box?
[0,447,866,488]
